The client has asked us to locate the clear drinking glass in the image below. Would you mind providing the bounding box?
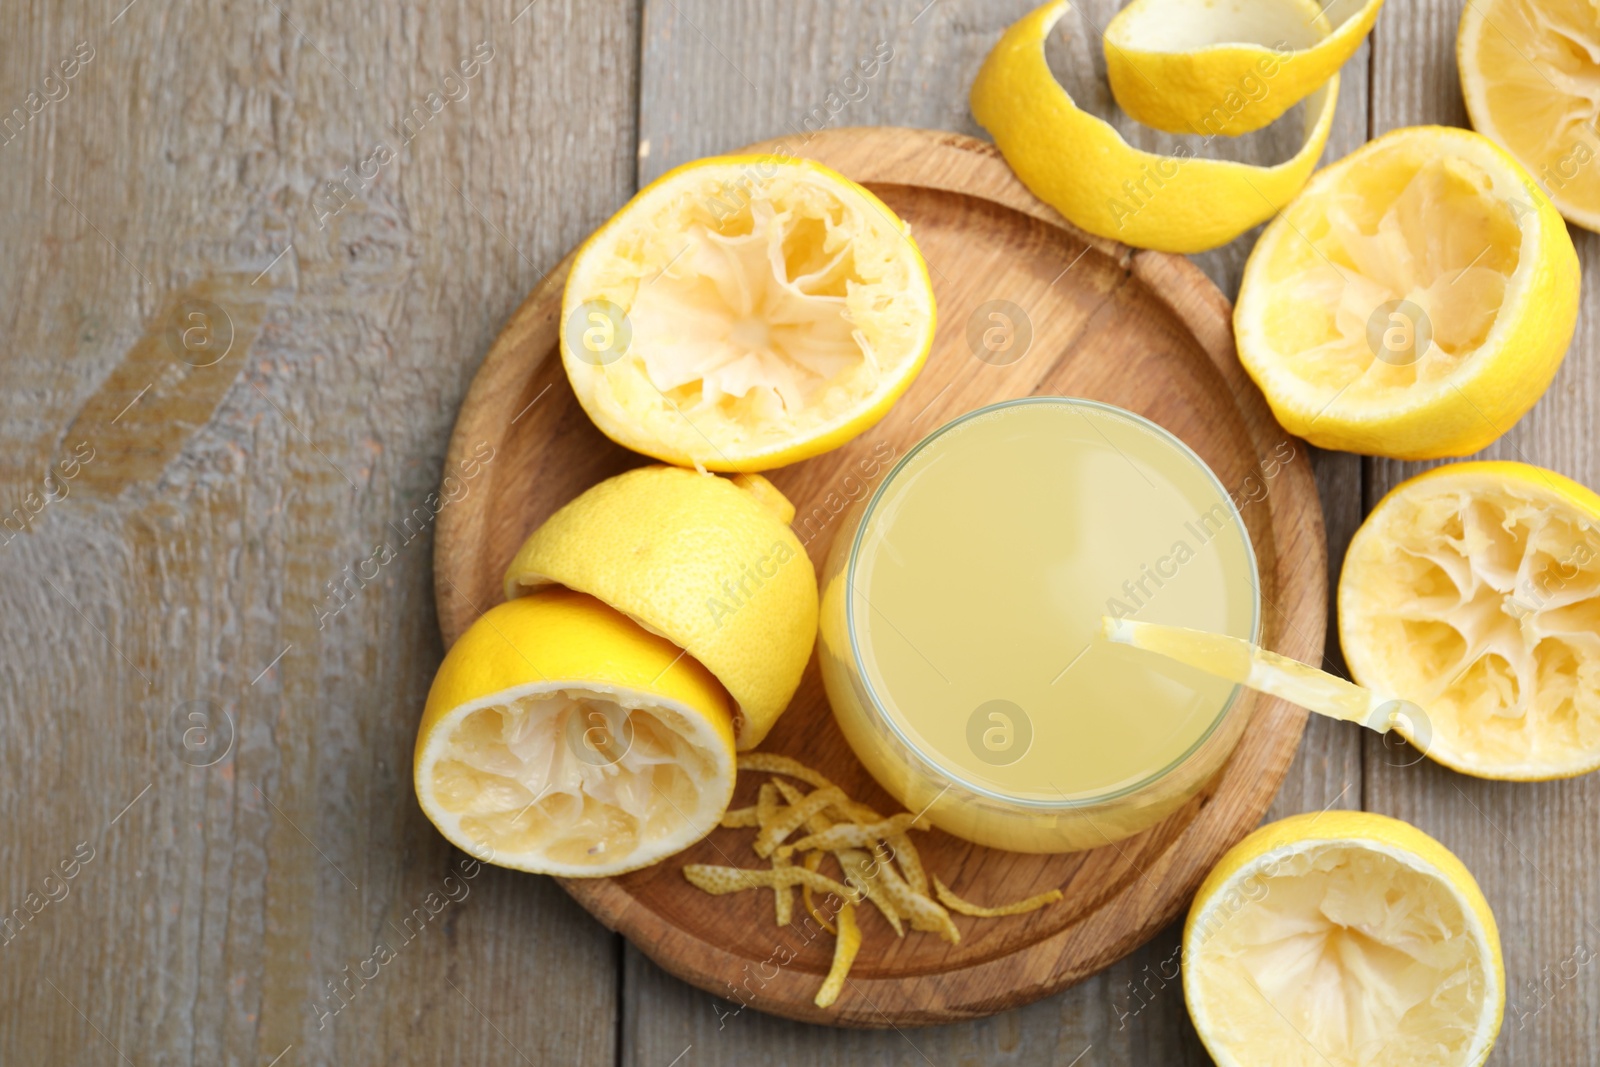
[818,397,1261,853]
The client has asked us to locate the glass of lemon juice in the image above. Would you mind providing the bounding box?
[818,397,1260,853]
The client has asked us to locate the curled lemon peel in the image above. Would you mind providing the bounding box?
[685,755,1063,1008]
[933,876,1065,917]
[970,0,1340,253]
[815,903,861,1009]
[801,850,836,934]
[1104,0,1383,136]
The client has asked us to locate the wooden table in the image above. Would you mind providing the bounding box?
[1,1,1593,1063]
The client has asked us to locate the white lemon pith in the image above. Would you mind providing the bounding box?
[504,465,818,750]
[1340,461,1600,779]
[1459,0,1600,232]
[1235,126,1579,459]
[1185,812,1503,1067]
[414,590,736,878]
[561,155,935,472]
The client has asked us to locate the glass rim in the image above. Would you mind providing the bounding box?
[844,395,1264,811]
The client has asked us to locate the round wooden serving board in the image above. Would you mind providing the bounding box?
[433,127,1327,1027]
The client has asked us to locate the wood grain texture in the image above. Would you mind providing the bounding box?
[11,0,1598,1060]
[433,126,1328,1028]
[0,1,636,1064]
[1365,2,1600,1063]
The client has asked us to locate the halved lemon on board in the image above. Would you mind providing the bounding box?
[413,588,736,877]
[1459,0,1600,232]
[1235,125,1579,460]
[1340,461,1600,779]
[560,154,936,472]
[1185,811,1503,1067]
[504,465,818,751]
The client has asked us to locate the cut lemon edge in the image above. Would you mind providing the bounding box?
[1106,0,1382,136]
[561,154,937,473]
[413,589,736,878]
[1185,811,1503,1067]
[971,0,1337,254]
[1339,460,1600,780]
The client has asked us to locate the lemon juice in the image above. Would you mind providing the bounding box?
[819,397,1260,852]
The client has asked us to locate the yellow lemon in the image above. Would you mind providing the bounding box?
[413,589,736,877]
[504,465,817,750]
[1340,460,1600,779]
[1459,0,1600,232]
[1185,811,1503,1067]
[1105,0,1383,136]
[1235,125,1579,459]
[561,154,936,472]
[970,1,1338,253]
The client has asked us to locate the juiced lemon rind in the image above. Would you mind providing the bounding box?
[1235,125,1578,459]
[1185,811,1503,1067]
[413,590,736,878]
[503,466,818,751]
[1340,461,1600,779]
[561,154,936,472]
[1459,0,1600,233]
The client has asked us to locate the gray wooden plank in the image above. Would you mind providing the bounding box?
[626,1,1368,1062]
[0,0,636,1063]
[1364,2,1600,1064]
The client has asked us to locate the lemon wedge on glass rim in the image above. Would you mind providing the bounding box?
[1185,811,1503,1067]
[970,0,1339,253]
[413,589,736,877]
[1234,125,1579,460]
[560,154,936,473]
[1340,461,1600,779]
[1459,0,1600,232]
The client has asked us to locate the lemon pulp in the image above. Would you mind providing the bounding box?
[414,590,736,877]
[1186,812,1503,1067]
[430,686,726,870]
[1236,126,1578,459]
[1258,155,1519,400]
[1341,462,1600,778]
[1459,0,1600,231]
[1192,843,1492,1065]
[562,156,935,470]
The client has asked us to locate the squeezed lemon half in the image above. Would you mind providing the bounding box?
[1459,0,1600,232]
[1340,461,1600,779]
[1185,811,1503,1067]
[561,155,936,472]
[1235,125,1579,459]
[414,589,736,878]
[504,465,818,751]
